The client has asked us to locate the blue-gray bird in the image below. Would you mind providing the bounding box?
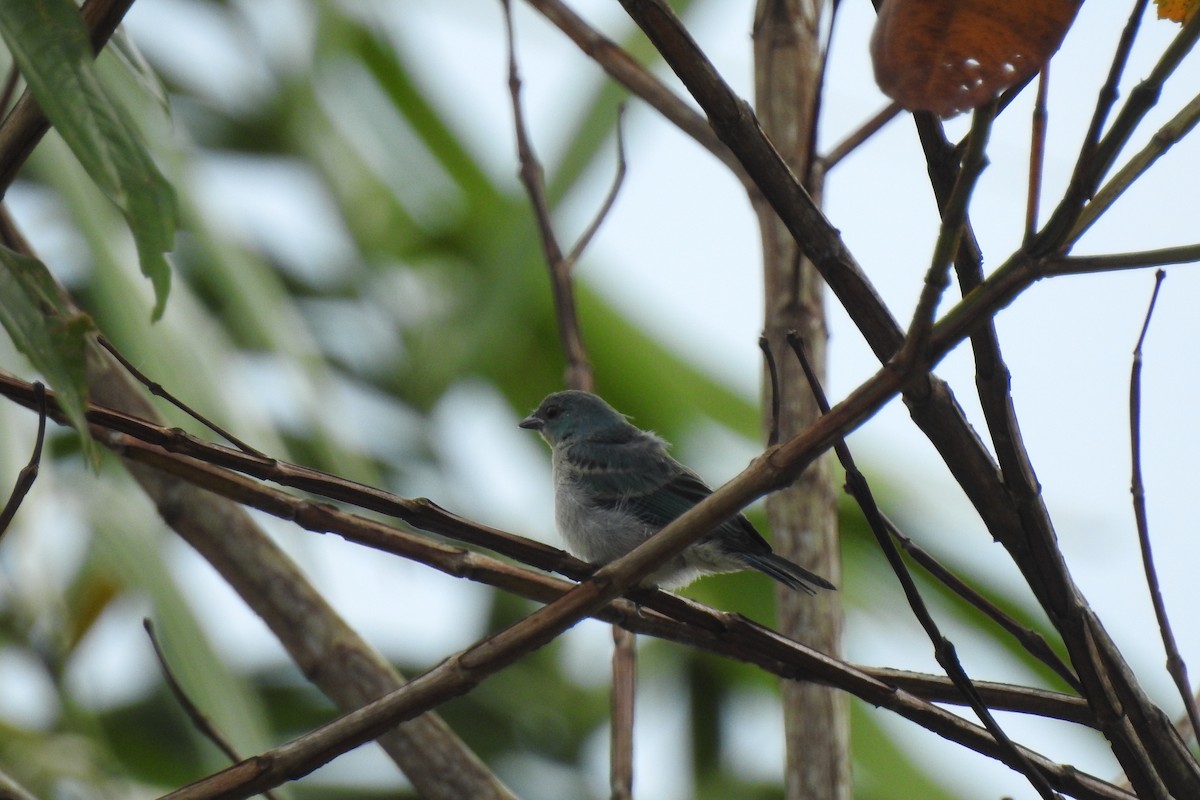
[519,390,835,593]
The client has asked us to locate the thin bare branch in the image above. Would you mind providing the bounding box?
[504,0,617,391]
[1033,3,1200,254]
[0,381,44,542]
[1030,0,1147,251]
[909,104,1083,699]
[96,337,268,459]
[567,104,628,266]
[1027,69,1049,243]
[522,0,749,184]
[820,102,901,171]
[898,103,995,369]
[1071,91,1200,243]
[1046,246,1200,275]
[759,334,782,446]
[882,515,1080,691]
[143,620,283,800]
[1129,271,1200,744]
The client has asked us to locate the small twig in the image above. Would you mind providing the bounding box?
[995,73,1040,119]
[820,102,901,171]
[610,625,635,800]
[522,0,749,185]
[96,337,268,459]
[787,332,1062,800]
[504,0,626,391]
[897,103,995,369]
[758,334,781,446]
[1070,91,1200,244]
[1085,0,1149,149]
[1033,0,1148,250]
[1026,68,1049,243]
[567,104,628,266]
[0,382,46,542]
[1033,1,1198,255]
[143,619,283,800]
[1045,245,1200,275]
[1129,271,1200,744]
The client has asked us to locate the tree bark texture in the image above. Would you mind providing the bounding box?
[752,2,849,799]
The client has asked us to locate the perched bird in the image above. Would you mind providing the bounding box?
[519,390,835,593]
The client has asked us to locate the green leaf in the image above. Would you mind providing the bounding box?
[0,0,175,319]
[0,245,97,463]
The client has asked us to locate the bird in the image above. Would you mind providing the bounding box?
[519,390,835,593]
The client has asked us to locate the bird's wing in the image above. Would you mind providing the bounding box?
[620,465,714,528]
[571,441,772,553]
[564,438,686,512]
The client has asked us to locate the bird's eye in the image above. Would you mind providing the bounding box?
[544,406,561,420]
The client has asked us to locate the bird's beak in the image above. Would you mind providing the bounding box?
[518,414,543,431]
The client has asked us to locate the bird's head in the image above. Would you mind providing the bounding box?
[519,390,631,446]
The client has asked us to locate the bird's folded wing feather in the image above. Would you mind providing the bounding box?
[566,440,771,553]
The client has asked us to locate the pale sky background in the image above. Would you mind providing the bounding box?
[2,1,1199,798]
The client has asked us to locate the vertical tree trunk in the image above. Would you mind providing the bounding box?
[751,2,848,799]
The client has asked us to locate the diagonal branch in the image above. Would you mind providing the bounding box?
[523,0,749,184]
[788,333,1061,800]
[819,102,901,171]
[881,514,1080,691]
[96,336,268,458]
[143,620,284,800]
[503,0,593,390]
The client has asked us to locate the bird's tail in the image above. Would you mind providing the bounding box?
[737,552,836,595]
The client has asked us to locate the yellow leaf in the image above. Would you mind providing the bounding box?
[1156,0,1200,23]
